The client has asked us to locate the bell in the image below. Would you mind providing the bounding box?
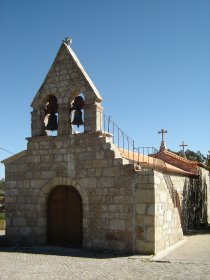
[71,96,84,111]
[45,95,58,114]
[72,110,84,127]
[45,113,58,131]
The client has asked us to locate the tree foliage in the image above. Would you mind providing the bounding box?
[184,150,206,163]
[0,179,5,192]
[206,151,210,172]
[169,149,206,163]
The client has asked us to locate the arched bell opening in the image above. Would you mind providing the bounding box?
[44,95,58,136]
[69,92,85,134]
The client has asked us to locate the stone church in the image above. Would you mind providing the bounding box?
[2,38,210,254]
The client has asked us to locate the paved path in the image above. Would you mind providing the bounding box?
[161,233,210,264]
[0,232,210,280]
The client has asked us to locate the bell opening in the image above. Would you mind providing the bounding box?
[70,94,85,134]
[44,95,58,136]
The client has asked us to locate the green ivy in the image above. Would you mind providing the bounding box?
[183,171,208,231]
[0,213,5,221]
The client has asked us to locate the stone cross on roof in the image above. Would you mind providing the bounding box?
[158,128,168,151]
[63,37,72,45]
[179,141,188,157]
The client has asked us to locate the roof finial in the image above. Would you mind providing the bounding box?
[179,140,188,157]
[158,128,168,151]
[63,37,72,45]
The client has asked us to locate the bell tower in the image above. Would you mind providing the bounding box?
[31,38,103,137]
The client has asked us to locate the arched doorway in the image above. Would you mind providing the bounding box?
[47,186,82,247]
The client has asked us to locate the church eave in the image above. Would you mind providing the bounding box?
[1,150,27,165]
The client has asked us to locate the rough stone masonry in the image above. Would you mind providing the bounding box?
[2,39,209,254]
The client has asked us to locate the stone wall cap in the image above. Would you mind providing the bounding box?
[64,42,102,102]
[1,150,27,165]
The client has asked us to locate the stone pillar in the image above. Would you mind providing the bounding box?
[84,102,103,133]
[58,103,72,136]
[31,106,46,137]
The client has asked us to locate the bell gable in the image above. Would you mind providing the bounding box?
[30,38,103,137]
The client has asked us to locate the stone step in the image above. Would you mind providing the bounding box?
[113,157,130,166]
[99,135,134,166]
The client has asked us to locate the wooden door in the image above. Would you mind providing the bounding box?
[47,186,82,247]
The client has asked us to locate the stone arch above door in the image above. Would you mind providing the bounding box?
[36,177,89,247]
[41,177,88,205]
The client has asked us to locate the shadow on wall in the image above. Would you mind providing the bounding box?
[173,189,184,229]
[182,172,208,232]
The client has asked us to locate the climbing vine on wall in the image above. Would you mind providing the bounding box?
[182,171,208,232]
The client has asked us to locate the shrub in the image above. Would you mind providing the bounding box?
[0,213,5,221]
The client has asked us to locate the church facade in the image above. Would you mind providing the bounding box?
[2,39,210,254]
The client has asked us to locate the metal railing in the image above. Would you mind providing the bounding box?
[98,112,135,163]
[98,112,166,170]
[97,111,177,207]
[133,146,166,172]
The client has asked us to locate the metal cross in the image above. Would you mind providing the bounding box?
[158,129,168,142]
[179,141,188,157]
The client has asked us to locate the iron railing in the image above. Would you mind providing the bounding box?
[133,146,166,172]
[97,111,177,207]
[97,112,135,163]
[98,112,165,170]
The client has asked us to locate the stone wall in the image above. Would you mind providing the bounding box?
[133,170,185,254]
[5,131,208,253]
[134,170,156,254]
[4,132,163,253]
[199,168,210,224]
[31,42,103,137]
[134,170,185,254]
[171,170,210,230]
[4,132,136,251]
[154,172,183,253]
[4,131,209,253]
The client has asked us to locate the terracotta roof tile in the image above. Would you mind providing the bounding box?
[149,148,199,175]
[118,149,196,176]
[156,149,198,165]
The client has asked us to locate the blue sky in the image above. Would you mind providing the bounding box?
[0,0,209,178]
